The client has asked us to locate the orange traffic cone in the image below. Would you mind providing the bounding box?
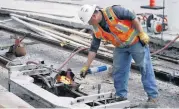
[150,0,156,7]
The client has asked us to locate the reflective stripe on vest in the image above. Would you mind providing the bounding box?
[92,6,139,47]
[105,7,130,32]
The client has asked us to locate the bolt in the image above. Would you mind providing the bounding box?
[98,84,101,94]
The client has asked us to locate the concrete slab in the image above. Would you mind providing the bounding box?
[0,85,7,92]
[10,78,78,108]
[0,85,34,108]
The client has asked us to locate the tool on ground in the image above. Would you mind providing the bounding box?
[6,35,26,57]
[146,14,168,34]
[97,84,101,94]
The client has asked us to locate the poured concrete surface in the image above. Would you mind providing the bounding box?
[0,85,34,108]
[0,84,7,92]
[0,92,34,108]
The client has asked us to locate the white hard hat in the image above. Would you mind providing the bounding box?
[78,4,97,24]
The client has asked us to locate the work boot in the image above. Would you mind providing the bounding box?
[115,96,127,102]
[139,97,159,108]
[108,96,127,103]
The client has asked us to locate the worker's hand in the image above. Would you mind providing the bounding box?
[80,66,89,78]
[138,32,150,45]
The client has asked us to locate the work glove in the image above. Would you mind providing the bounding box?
[80,66,89,78]
[138,32,150,45]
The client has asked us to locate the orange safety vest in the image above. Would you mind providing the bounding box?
[92,6,139,47]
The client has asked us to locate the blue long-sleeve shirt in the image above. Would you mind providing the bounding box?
[89,5,136,53]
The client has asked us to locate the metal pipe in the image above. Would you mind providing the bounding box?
[11,16,86,47]
[1,8,74,18]
[0,19,12,23]
[41,26,112,53]
[11,14,92,39]
[37,30,86,47]
[11,15,111,53]
[80,29,86,32]
[39,25,91,47]
[0,24,89,54]
[11,16,58,41]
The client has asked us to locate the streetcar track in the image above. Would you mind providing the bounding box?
[0,18,179,86]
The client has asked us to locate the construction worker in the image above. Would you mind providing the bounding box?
[78,4,159,107]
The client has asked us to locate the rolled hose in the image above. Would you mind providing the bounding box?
[151,35,179,55]
[26,61,39,65]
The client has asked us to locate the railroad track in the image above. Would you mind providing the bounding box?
[0,18,179,86]
[0,38,179,108]
[0,22,179,109]
[0,38,179,87]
